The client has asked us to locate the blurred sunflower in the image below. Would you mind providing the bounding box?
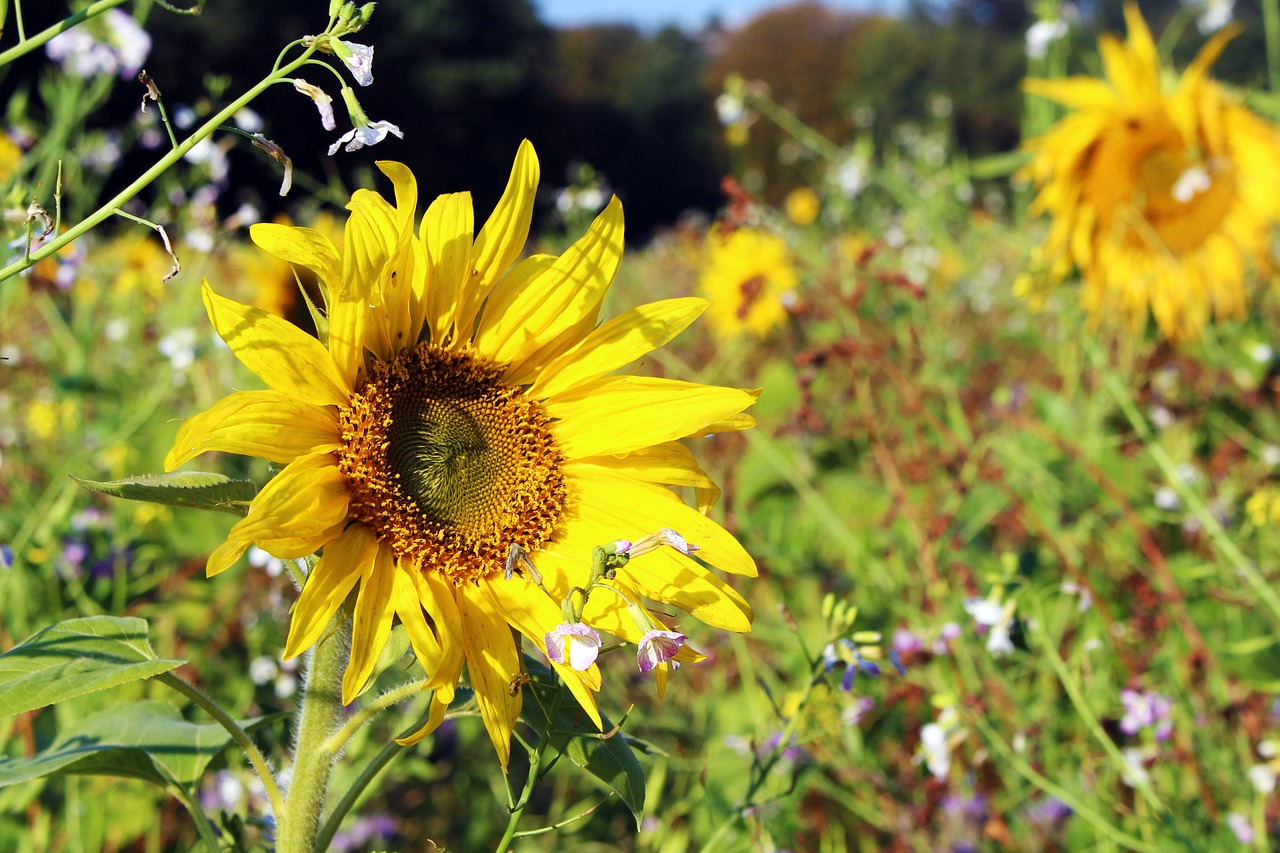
[698,225,798,341]
[166,141,758,769]
[1021,3,1280,341]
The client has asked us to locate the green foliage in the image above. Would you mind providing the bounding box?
[72,472,257,516]
[0,617,184,718]
[0,700,256,790]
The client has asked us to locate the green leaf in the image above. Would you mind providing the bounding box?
[519,658,645,826]
[72,471,256,515]
[0,701,261,789]
[0,617,185,718]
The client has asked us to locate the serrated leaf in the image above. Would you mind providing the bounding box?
[0,617,185,718]
[0,701,264,788]
[519,657,645,826]
[72,472,256,515]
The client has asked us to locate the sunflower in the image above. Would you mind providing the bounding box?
[1021,3,1280,341]
[166,141,757,769]
[698,225,798,342]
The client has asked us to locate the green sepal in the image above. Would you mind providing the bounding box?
[0,616,185,718]
[519,656,646,827]
[72,471,257,516]
[0,701,270,789]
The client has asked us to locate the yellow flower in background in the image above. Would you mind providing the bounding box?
[0,133,22,183]
[1246,487,1280,527]
[784,187,821,226]
[699,225,798,342]
[26,398,76,442]
[85,231,173,305]
[166,141,758,769]
[1022,3,1280,341]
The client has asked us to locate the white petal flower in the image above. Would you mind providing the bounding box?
[327,120,403,156]
[544,623,602,671]
[294,80,337,131]
[335,39,374,86]
[636,629,685,673]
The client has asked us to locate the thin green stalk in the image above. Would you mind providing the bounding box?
[742,429,877,588]
[1083,335,1280,632]
[0,38,323,284]
[0,0,130,68]
[166,776,223,852]
[699,658,822,853]
[277,623,350,853]
[1024,595,1168,818]
[970,714,1159,853]
[1264,0,1280,95]
[155,671,285,821]
[495,735,545,853]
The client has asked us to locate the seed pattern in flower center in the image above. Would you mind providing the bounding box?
[336,343,567,584]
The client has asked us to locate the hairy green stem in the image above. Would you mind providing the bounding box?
[277,623,350,853]
[313,694,436,852]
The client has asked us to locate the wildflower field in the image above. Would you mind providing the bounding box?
[5,1,1280,851]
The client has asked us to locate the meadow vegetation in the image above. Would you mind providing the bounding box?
[3,1,1280,851]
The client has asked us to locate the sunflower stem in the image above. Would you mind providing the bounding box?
[277,621,350,853]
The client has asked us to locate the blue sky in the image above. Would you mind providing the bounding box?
[533,0,903,31]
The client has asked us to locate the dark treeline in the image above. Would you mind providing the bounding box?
[14,0,1273,240]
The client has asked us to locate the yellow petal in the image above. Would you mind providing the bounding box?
[396,689,452,747]
[165,390,340,471]
[206,537,251,577]
[1022,77,1117,111]
[249,223,340,286]
[456,140,539,338]
[342,544,398,703]
[524,297,708,397]
[228,452,351,544]
[582,441,717,491]
[394,568,442,671]
[476,196,623,367]
[566,462,757,577]
[458,583,522,771]
[486,576,603,729]
[546,376,759,459]
[421,191,475,345]
[255,520,346,560]
[415,570,465,690]
[376,160,418,233]
[284,523,375,659]
[202,281,349,406]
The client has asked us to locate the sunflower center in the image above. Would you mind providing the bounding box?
[337,343,567,584]
[1136,147,1234,255]
[736,274,766,319]
[1086,110,1235,256]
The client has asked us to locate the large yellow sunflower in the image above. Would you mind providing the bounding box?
[1021,3,1280,341]
[167,141,757,769]
[698,225,798,342]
